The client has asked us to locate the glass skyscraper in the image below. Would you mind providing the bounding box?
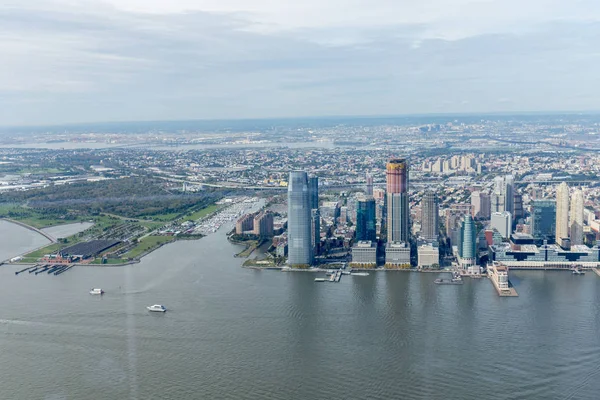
[459,214,477,268]
[421,191,439,242]
[288,171,312,266]
[386,159,409,243]
[356,196,376,242]
[531,199,556,244]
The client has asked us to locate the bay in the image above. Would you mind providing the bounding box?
[1,221,600,399]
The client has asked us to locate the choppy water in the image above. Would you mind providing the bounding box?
[1,222,600,399]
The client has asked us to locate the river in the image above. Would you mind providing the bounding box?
[1,221,600,399]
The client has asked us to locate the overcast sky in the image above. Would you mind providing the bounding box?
[1,0,600,125]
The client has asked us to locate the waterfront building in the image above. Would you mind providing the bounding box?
[488,263,509,290]
[236,214,254,234]
[365,173,373,196]
[417,243,439,268]
[531,199,556,244]
[421,191,439,242]
[491,211,512,239]
[471,191,491,219]
[350,240,377,267]
[458,214,477,270]
[555,182,570,246]
[287,171,313,267]
[356,196,377,242]
[253,211,274,238]
[490,243,600,269]
[570,189,584,246]
[386,159,410,243]
[385,241,411,268]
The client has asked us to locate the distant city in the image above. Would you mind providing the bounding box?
[2,114,600,290]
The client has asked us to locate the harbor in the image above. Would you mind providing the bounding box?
[13,264,74,277]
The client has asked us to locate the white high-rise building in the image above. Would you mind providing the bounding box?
[570,189,584,246]
[555,182,570,245]
[471,191,491,219]
[491,211,512,239]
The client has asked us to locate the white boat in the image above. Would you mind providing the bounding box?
[351,272,370,276]
[147,304,167,312]
[314,278,326,282]
[89,288,104,295]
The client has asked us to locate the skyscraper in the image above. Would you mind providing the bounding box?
[491,211,512,238]
[471,191,491,219]
[459,214,477,269]
[308,176,320,255]
[287,171,312,266]
[421,191,439,242]
[365,173,373,196]
[491,175,514,215]
[356,196,377,242]
[386,159,409,243]
[570,189,584,246]
[555,182,570,245]
[531,199,556,244]
[309,176,319,210]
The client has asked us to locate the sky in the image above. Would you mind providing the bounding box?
[1,0,600,125]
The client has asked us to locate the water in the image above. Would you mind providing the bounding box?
[1,223,600,399]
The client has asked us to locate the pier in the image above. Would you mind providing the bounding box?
[593,268,600,278]
[488,264,518,297]
[0,218,57,243]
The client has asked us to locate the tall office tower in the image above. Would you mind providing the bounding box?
[490,211,512,238]
[513,192,524,222]
[309,176,319,210]
[555,182,570,245]
[421,191,439,242]
[308,176,320,255]
[365,173,373,196]
[459,214,477,269]
[471,191,491,219]
[570,189,584,246]
[504,175,515,216]
[491,175,514,214]
[531,199,556,244]
[311,209,321,256]
[445,204,472,247]
[356,196,377,241]
[386,159,410,243]
[287,171,313,266]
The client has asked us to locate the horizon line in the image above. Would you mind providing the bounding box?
[2,109,600,130]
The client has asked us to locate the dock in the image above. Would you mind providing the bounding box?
[593,268,600,278]
[488,263,518,297]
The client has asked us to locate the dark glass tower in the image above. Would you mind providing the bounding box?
[356,196,376,242]
[531,199,556,244]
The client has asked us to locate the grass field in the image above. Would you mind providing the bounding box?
[182,204,221,221]
[120,235,175,259]
[0,204,78,228]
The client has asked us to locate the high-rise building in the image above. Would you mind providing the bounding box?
[531,199,556,244]
[386,159,410,243]
[421,191,439,242]
[308,176,320,255]
[570,189,584,246]
[287,171,312,266]
[491,211,512,238]
[458,214,477,269]
[491,175,514,215]
[513,192,524,222]
[356,196,377,242]
[365,173,373,196]
[555,182,570,245]
[309,176,319,210]
[253,211,274,238]
[445,203,472,246]
[471,191,491,219]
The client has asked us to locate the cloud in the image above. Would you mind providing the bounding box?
[0,0,600,125]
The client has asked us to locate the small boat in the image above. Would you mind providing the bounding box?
[351,272,370,276]
[89,288,104,295]
[434,278,464,285]
[314,278,326,282]
[147,304,167,312]
[572,268,585,275]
